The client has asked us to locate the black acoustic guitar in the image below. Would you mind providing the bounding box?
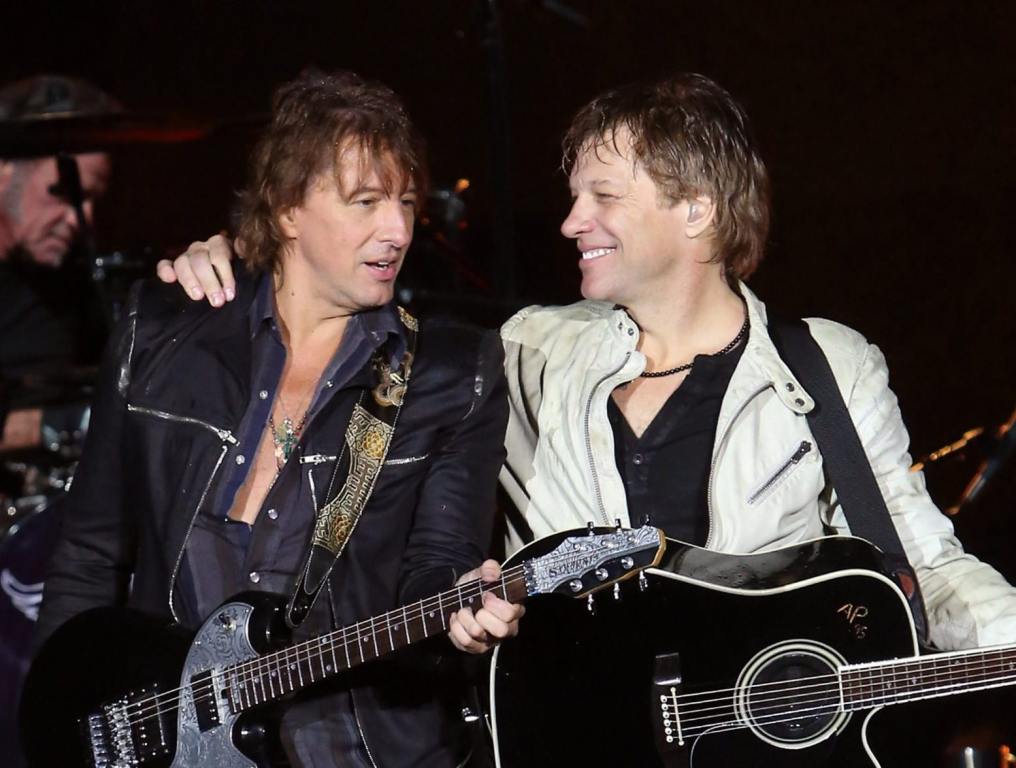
[490,535,1016,768]
[20,525,664,768]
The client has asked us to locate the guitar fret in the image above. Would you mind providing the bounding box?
[403,605,411,645]
[343,630,352,669]
[386,610,395,654]
[282,649,293,693]
[329,635,340,675]
[252,669,264,705]
[419,598,429,637]
[355,622,365,664]
[266,659,276,700]
[318,637,328,677]
[370,615,380,659]
[438,590,446,631]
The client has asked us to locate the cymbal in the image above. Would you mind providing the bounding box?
[0,111,264,159]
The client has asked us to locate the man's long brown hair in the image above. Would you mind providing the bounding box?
[562,73,770,281]
[235,70,428,274]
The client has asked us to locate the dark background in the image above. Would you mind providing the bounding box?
[3,1,1014,577]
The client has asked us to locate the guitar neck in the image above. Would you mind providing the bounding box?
[842,644,1016,710]
[225,565,530,714]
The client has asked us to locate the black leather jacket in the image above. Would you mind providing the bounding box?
[37,276,508,766]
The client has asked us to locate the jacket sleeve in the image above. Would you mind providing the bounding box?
[836,341,1016,650]
[33,293,139,650]
[397,329,509,604]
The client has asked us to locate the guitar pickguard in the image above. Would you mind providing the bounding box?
[170,601,260,768]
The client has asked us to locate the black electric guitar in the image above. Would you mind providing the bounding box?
[490,535,1016,768]
[20,525,664,768]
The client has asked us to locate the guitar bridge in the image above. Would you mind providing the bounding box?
[82,686,173,768]
[653,652,685,752]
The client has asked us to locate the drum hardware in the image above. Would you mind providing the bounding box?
[912,404,1015,516]
[0,109,264,159]
[912,427,985,473]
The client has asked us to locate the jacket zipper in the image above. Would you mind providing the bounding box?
[352,693,381,768]
[584,353,631,526]
[746,440,813,505]
[705,383,770,548]
[127,404,239,622]
[300,453,337,465]
[167,443,230,622]
[126,405,239,445]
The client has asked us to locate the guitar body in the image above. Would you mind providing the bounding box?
[21,526,667,768]
[20,592,288,768]
[491,536,933,768]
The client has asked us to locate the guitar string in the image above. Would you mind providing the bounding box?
[123,602,1009,732]
[670,647,1016,713]
[117,567,530,725]
[116,600,1013,744]
[118,541,637,727]
[671,661,1016,738]
[677,658,1016,724]
[213,539,651,703]
[675,670,1016,741]
[677,669,1016,739]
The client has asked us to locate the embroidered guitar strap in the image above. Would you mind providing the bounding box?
[286,307,419,628]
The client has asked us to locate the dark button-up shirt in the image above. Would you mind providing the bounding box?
[178,275,406,768]
[608,335,747,545]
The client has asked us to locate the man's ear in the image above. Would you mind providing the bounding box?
[277,207,299,239]
[685,195,715,238]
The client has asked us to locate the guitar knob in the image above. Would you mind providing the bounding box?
[595,567,609,581]
[568,579,583,593]
[621,556,634,569]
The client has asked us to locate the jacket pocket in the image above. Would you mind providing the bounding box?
[747,440,813,506]
[126,404,238,445]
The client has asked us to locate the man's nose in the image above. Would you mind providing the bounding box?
[560,198,592,239]
[380,202,412,248]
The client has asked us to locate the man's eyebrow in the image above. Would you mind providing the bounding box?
[347,184,418,197]
[569,178,620,191]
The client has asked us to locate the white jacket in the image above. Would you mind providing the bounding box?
[499,283,1016,651]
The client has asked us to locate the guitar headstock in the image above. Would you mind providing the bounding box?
[523,525,665,598]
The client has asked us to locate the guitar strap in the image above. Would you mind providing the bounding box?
[767,317,930,643]
[286,307,419,629]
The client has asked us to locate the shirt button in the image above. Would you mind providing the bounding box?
[259,389,269,400]
[248,571,261,584]
[632,453,644,466]
[267,508,278,520]
[235,454,245,465]
[325,380,334,388]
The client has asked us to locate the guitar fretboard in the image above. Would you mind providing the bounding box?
[841,645,1016,709]
[222,567,530,713]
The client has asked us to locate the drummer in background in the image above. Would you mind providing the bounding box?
[0,75,117,453]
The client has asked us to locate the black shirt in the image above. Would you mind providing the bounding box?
[608,334,746,545]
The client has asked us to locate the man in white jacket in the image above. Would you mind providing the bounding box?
[163,73,1016,653]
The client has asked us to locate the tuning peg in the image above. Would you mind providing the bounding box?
[639,572,648,592]
[613,583,621,601]
[587,594,596,615]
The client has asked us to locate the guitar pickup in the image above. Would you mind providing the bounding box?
[190,670,221,732]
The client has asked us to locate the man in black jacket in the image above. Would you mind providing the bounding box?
[35,70,522,767]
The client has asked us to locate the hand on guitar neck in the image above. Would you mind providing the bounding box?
[448,558,525,654]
